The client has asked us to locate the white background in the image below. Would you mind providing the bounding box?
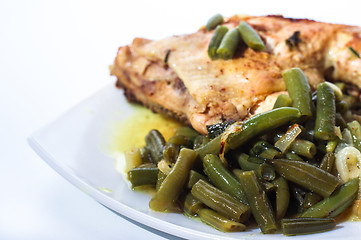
[1,0,360,239]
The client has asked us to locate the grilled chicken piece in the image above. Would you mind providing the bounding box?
[110,15,361,134]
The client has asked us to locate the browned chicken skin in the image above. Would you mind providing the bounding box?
[110,15,361,134]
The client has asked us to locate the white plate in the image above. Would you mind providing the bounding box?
[28,84,360,240]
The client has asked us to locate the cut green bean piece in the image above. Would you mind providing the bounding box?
[282,68,313,118]
[285,152,304,162]
[250,141,281,159]
[124,147,143,172]
[238,154,275,181]
[175,126,199,139]
[268,159,339,197]
[167,135,191,146]
[273,94,292,109]
[302,192,323,210]
[237,21,265,50]
[128,163,159,187]
[319,152,335,173]
[208,26,229,60]
[187,170,208,189]
[315,83,336,140]
[198,208,246,232]
[290,139,316,158]
[195,135,221,159]
[145,129,166,164]
[273,176,290,220]
[163,142,180,163]
[203,154,248,204]
[149,148,198,212]
[301,178,359,218]
[183,193,203,216]
[281,218,336,236]
[216,28,240,60]
[236,171,277,234]
[206,14,224,31]
[226,107,302,150]
[191,179,249,221]
[156,171,167,191]
[324,82,343,101]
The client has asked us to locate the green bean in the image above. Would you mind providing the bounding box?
[191,179,249,221]
[187,170,208,189]
[315,83,336,140]
[336,100,348,113]
[193,135,210,149]
[162,142,180,163]
[282,68,313,118]
[289,184,306,213]
[319,152,335,172]
[324,81,343,101]
[140,147,152,163]
[273,94,292,109]
[216,28,240,60]
[167,135,191,146]
[149,148,198,212]
[238,155,275,181]
[156,171,167,191]
[268,159,339,197]
[203,154,248,204]
[281,218,336,236]
[326,139,339,153]
[175,126,199,139]
[195,135,221,159]
[198,208,246,232]
[250,141,281,159]
[273,176,290,220]
[128,163,159,187]
[145,129,166,164]
[285,152,304,162]
[301,178,359,218]
[237,21,265,50]
[302,192,323,210]
[236,171,277,234]
[208,25,229,60]
[205,14,224,31]
[226,107,302,150]
[290,139,316,158]
[183,193,203,216]
[275,124,302,153]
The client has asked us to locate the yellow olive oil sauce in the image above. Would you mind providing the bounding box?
[108,104,183,194]
[110,104,183,153]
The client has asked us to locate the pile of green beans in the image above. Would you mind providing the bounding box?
[124,68,361,235]
[206,14,265,60]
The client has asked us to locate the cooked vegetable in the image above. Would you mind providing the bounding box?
[128,163,159,187]
[274,124,302,152]
[183,193,203,216]
[268,159,339,197]
[149,148,198,212]
[205,14,224,31]
[301,178,359,218]
[273,176,290,220]
[315,82,336,140]
[191,179,249,221]
[282,67,313,117]
[198,208,246,232]
[203,154,248,204]
[237,21,265,50]
[145,129,166,164]
[281,218,336,236]
[225,107,302,150]
[216,28,240,60]
[208,25,229,60]
[273,94,293,109]
[236,171,277,234]
[290,139,317,158]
